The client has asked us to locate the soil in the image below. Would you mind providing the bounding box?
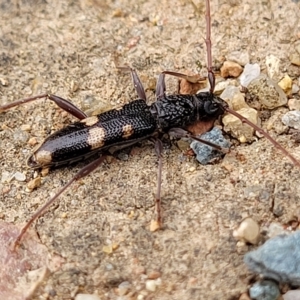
[0,0,300,299]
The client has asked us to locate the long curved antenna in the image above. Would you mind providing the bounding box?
[225,107,300,168]
[205,0,215,93]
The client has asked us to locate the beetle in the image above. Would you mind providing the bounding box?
[1,0,299,249]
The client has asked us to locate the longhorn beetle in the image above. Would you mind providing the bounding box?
[1,0,300,249]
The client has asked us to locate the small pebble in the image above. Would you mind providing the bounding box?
[41,168,49,177]
[239,63,260,87]
[149,220,161,232]
[102,243,118,254]
[265,108,289,135]
[148,271,161,280]
[117,281,131,296]
[249,280,280,300]
[14,172,26,182]
[20,124,31,131]
[75,294,100,300]
[239,292,251,300]
[233,217,260,245]
[146,280,157,292]
[28,137,38,146]
[190,127,230,164]
[26,176,41,191]
[117,152,129,161]
[288,99,300,110]
[266,54,281,80]
[220,86,240,102]
[220,86,248,110]
[1,171,12,183]
[220,61,243,78]
[0,77,8,86]
[145,279,161,292]
[223,107,258,143]
[244,230,300,285]
[292,84,300,94]
[231,92,249,111]
[278,75,292,95]
[179,73,206,95]
[290,52,300,66]
[112,9,124,17]
[282,111,300,130]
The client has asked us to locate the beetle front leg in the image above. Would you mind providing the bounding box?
[117,66,147,101]
[0,93,87,120]
[149,138,163,231]
[155,71,206,98]
[168,128,229,154]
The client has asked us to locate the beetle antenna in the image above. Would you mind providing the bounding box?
[205,0,215,93]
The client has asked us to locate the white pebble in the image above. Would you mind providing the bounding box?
[75,294,101,300]
[1,171,12,183]
[145,280,157,292]
[239,63,260,87]
[266,54,280,80]
[14,171,26,182]
[233,217,260,245]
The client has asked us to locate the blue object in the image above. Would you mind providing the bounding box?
[190,127,230,164]
[244,231,300,286]
[249,280,280,300]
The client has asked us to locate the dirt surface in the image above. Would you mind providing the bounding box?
[1,0,300,299]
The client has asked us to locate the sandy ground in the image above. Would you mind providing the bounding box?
[1,0,300,299]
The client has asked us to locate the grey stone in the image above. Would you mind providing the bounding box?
[244,231,300,285]
[249,280,280,300]
[282,111,300,130]
[190,127,231,165]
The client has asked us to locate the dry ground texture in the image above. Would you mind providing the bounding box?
[1,0,300,299]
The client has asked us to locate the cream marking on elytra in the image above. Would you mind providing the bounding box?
[122,124,134,138]
[87,127,105,149]
[35,150,53,165]
[81,116,99,126]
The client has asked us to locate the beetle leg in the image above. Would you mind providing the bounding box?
[13,155,106,250]
[155,73,166,99]
[117,66,147,101]
[0,93,87,120]
[152,138,163,230]
[168,128,229,153]
[156,71,206,98]
[162,71,206,84]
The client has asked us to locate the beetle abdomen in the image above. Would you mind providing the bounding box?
[27,100,157,168]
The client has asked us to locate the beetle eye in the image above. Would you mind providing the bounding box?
[204,101,220,114]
